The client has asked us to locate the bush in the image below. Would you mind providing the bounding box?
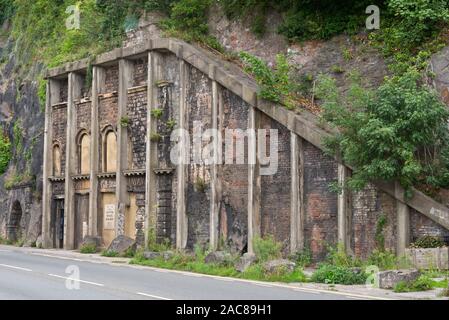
[239,52,296,109]
[79,243,97,254]
[101,250,119,257]
[311,264,367,285]
[326,243,361,268]
[253,236,282,262]
[393,275,433,292]
[367,249,399,270]
[317,69,449,195]
[410,236,445,248]
[291,247,312,267]
[0,130,11,175]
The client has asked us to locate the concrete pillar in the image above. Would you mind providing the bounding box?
[64,72,83,249]
[176,59,188,250]
[145,51,159,248]
[290,133,305,254]
[247,106,261,254]
[116,59,133,236]
[337,164,351,252]
[42,79,61,248]
[88,66,104,236]
[209,77,222,251]
[397,201,410,256]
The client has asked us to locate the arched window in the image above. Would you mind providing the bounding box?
[79,133,91,174]
[53,144,61,176]
[104,130,117,172]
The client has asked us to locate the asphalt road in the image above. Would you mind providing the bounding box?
[0,246,364,300]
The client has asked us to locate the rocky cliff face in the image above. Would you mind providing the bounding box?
[0,28,44,245]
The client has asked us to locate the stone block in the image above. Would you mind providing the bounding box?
[263,259,296,275]
[235,253,257,273]
[205,251,233,265]
[107,235,136,255]
[378,269,420,289]
[406,247,449,270]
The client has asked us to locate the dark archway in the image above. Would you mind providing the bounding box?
[7,201,23,242]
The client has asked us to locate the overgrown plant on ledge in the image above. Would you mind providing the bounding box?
[0,129,11,175]
[239,52,297,110]
[316,69,449,197]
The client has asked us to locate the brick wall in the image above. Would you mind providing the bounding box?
[51,105,67,175]
[351,185,397,259]
[99,95,118,130]
[303,141,338,261]
[411,209,449,244]
[104,65,119,93]
[186,64,212,248]
[76,101,91,132]
[127,88,147,169]
[59,82,68,102]
[133,58,148,87]
[260,114,291,253]
[220,87,248,252]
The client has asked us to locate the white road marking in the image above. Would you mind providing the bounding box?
[0,264,32,272]
[0,250,11,252]
[31,253,84,262]
[254,283,273,288]
[182,272,203,277]
[137,292,172,300]
[47,274,104,287]
[294,288,320,294]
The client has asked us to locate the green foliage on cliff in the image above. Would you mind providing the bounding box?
[0,130,11,175]
[0,0,14,25]
[317,70,449,194]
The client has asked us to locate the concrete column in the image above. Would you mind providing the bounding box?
[290,133,305,254]
[176,59,188,250]
[337,164,351,252]
[145,51,159,248]
[42,79,61,248]
[247,106,261,254]
[88,66,104,236]
[397,201,410,256]
[116,59,133,236]
[209,77,221,251]
[64,72,83,249]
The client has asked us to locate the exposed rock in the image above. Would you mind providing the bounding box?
[107,235,136,255]
[263,259,296,274]
[378,269,420,289]
[143,251,161,260]
[82,236,101,248]
[205,251,233,265]
[143,250,174,261]
[235,253,257,273]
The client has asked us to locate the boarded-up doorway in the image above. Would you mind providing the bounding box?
[99,193,116,247]
[74,194,89,249]
[51,199,65,249]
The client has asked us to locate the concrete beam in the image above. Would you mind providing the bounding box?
[337,164,351,252]
[290,133,305,254]
[247,106,261,254]
[116,59,134,236]
[88,67,105,236]
[397,201,410,256]
[209,80,222,250]
[42,79,61,248]
[145,51,159,248]
[64,72,83,249]
[176,60,188,250]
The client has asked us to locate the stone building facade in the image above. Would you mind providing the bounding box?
[41,38,449,261]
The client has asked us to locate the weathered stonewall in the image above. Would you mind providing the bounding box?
[82,236,101,248]
[235,253,257,273]
[378,269,420,289]
[263,259,296,274]
[107,235,136,255]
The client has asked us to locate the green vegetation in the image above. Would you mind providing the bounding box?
[0,129,11,175]
[410,235,446,248]
[393,275,434,292]
[253,236,282,262]
[101,250,119,257]
[79,243,97,254]
[317,70,449,195]
[119,116,130,128]
[147,227,171,252]
[239,52,297,110]
[150,108,163,119]
[150,132,162,143]
[311,264,367,285]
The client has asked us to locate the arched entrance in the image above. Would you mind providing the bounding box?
[7,201,23,242]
